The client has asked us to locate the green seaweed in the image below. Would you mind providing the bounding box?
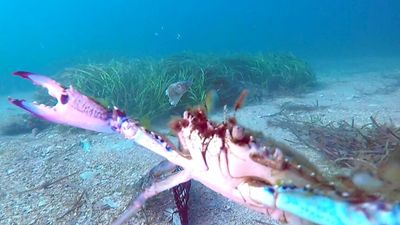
[57,52,316,122]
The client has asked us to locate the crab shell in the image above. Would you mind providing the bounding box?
[172,107,331,186]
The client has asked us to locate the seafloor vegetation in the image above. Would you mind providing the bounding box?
[57,52,316,123]
[268,110,400,202]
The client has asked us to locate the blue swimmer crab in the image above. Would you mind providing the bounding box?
[9,71,400,225]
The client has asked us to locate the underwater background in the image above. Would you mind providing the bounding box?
[1,0,400,94]
[1,1,400,225]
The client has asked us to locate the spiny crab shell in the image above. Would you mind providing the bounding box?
[170,107,335,193]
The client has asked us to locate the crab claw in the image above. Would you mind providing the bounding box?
[9,71,116,133]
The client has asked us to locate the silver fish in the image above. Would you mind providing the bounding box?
[165,80,193,106]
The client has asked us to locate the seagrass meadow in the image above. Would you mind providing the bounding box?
[56,52,316,123]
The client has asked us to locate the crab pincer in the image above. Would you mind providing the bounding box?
[8,71,116,133]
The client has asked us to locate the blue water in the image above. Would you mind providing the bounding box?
[1,0,399,93]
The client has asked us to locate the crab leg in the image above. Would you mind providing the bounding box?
[244,183,400,225]
[9,72,191,168]
[112,169,192,225]
[9,71,116,133]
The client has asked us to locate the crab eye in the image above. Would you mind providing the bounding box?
[60,94,69,104]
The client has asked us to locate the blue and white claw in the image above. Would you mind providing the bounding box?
[247,184,400,225]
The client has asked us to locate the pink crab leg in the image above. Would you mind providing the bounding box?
[9,71,115,133]
[9,72,192,168]
[13,71,66,99]
[117,120,191,168]
[112,170,192,225]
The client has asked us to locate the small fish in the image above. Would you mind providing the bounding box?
[204,89,219,113]
[165,80,193,106]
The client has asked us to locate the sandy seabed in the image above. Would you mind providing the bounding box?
[0,58,399,225]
